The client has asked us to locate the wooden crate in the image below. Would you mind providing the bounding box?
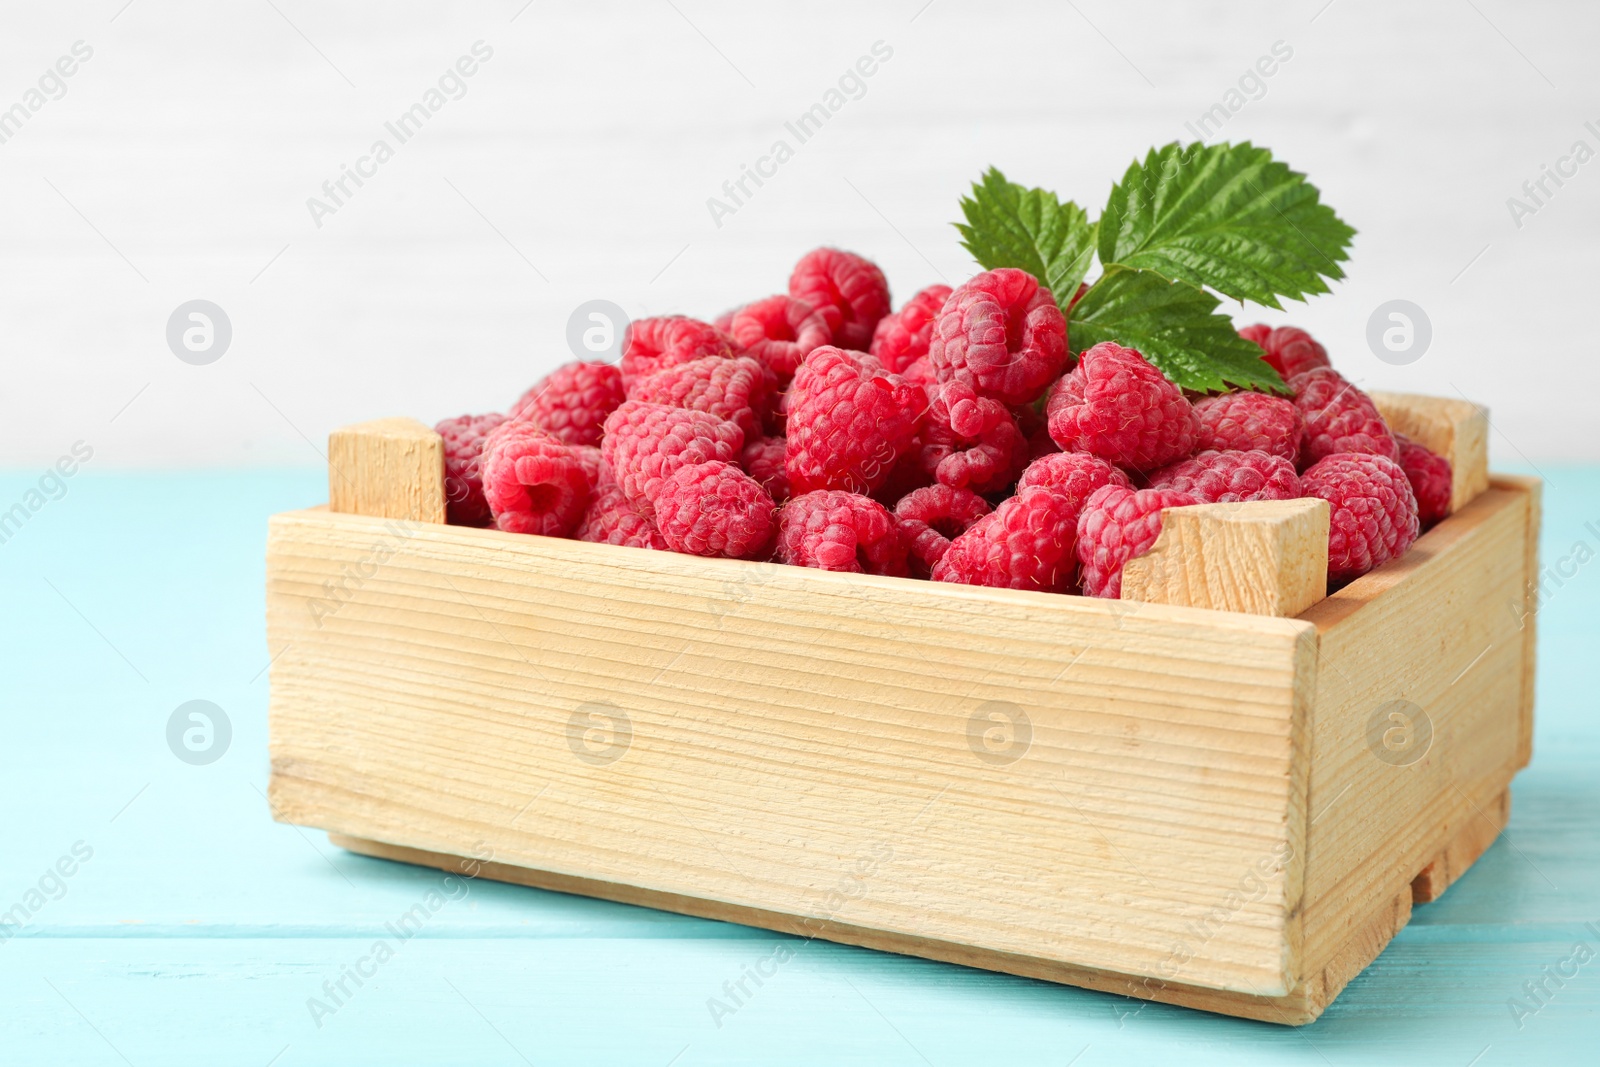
[265,392,1538,1025]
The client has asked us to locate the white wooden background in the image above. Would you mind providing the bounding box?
[1,0,1596,468]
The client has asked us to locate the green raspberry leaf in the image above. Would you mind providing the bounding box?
[957,167,1097,309]
[1068,267,1288,394]
[1098,142,1355,309]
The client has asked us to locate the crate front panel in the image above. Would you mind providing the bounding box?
[266,510,1315,995]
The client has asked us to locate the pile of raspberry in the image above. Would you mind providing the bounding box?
[435,250,1450,597]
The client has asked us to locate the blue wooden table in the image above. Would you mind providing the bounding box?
[2,467,1596,1066]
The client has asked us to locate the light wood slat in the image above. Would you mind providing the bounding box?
[1490,474,1542,770]
[1412,788,1511,903]
[1370,390,1490,513]
[1122,500,1329,617]
[267,510,1315,998]
[327,417,446,524]
[329,831,1361,1026]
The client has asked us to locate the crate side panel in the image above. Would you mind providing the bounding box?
[1297,485,1532,973]
[266,512,1312,995]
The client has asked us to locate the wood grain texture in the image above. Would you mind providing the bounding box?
[1295,482,1536,978]
[1411,788,1511,904]
[1121,500,1329,617]
[1491,474,1543,771]
[1371,391,1490,513]
[327,418,446,524]
[264,425,1538,1025]
[330,832,1340,1026]
[267,509,1316,999]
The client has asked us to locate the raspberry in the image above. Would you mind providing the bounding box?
[509,361,625,448]
[653,460,776,559]
[628,355,776,443]
[777,490,909,576]
[1192,391,1302,462]
[919,383,1028,494]
[784,347,926,496]
[480,421,591,537]
[1146,449,1300,503]
[726,295,831,386]
[600,401,744,517]
[619,316,738,386]
[576,479,668,550]
[870,284,953,373]
[1022,413,1059,461]
[1075,485,1199,598]
[929,268,1067,406]
[899,355,937,392]
[787,248,891,351]
[1015,452,1130,513]
[572,444,603,489]
[1300,452,1419,582]
[932,486,1081,593]
[741,435,791,503]
[1046,342,1199,471]
[871,442,936,506]
[1292,368,1398,467]
[893,484,991,577]
[1395,434,1452,528]
[1240,324,1331,381]
[436,412,508,527]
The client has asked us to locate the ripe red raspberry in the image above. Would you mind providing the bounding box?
[1021,411,1059,461]
[628,354,776,443]
[870,284,953,373]
[1240,324,1331,381]
[619,316,738,386]
[572,444,603,488]
[480,420,591,537]
[726,295,831,386]
[1192,391,1302,462]
[600,401,744,517]
[777,490,909,576]
[1292,368,1399,467]
[929,268,1067,406]
[784,347,926,496]
[1394,434,1453,528]
[1076,485,1200,598]
[509,361,625,448]
[787,248,891,351]
[1301,452,1420,582]
[932,486,1081,593]
[919,383,1028,494]
[893,484,991,578]
[576,479,668,550]
[871,442,936,507]
[1015,451,1130,513]
[1146,449,1300,503]
[741,435,790,504]
[899,355,937,393]
[653,460,776,559]
[436,412,508,527]
[1046,342,1199,471]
